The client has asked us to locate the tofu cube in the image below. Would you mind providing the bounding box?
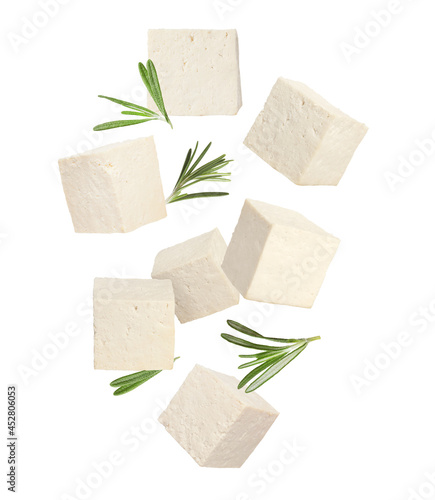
[152,229,239,323]
[148,29,242,116]
[93,278,175,370]
[244,78,368,186]
[159,365,279,468]
[59,137,166,233]
[222,199,340,308]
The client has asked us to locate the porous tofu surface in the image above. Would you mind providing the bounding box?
[222,199,340,307]
[93,278,175,370]
[148,29,242,116]
[244,78,368,185]
[152,229,239,323]
[59,137,166,233]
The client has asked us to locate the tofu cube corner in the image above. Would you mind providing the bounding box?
[222,199,340,308]
[244,78,368,186]
[152,228,239,323]
[159,364,279,468]
[148,29,242,116]
[93,278,175,370]
[59,137,166,233]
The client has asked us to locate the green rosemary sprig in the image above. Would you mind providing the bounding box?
[94,60,172,131]
[110,357,179,396]
[138,60,172,128]
[222,320,320,393]
[166,142,232,204]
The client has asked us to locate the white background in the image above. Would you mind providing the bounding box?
[1,0,435,499]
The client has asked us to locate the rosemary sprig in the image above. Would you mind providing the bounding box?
[166,142,232,204]
[138,61,172,128]
[110,357,179,396]
[94,60,172,131]
[222,320,320,393]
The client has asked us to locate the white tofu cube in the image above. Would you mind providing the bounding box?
[148,29,242,116]
[222,199,340,308]
[59,137,166,233]
[244,78,368,186]
[93,278,175,370]
[159,365,279,468]
[152,229,239,323]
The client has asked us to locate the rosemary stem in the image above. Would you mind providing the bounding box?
[307,336,321,343]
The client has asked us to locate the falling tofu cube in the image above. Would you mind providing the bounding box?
[59,137,166,233]
[93,278,175,370]
[244,78,368,186]
[148,29,242,116]
[159,364,279,468]
[222,199,340,308]
[152,229,239,323]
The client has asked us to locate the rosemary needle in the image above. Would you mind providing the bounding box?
[166,142,232,204]
[94,59,172,131]
[110,357,180,396]
[222,320,320,393]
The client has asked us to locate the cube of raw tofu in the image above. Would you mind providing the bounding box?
[244,78,368,186]
[148,29,242,116]
[222,199,340,308]
[93,278,175,370]
[152,229,239,323]
[159,364,279,468]
[59,137,166,233]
